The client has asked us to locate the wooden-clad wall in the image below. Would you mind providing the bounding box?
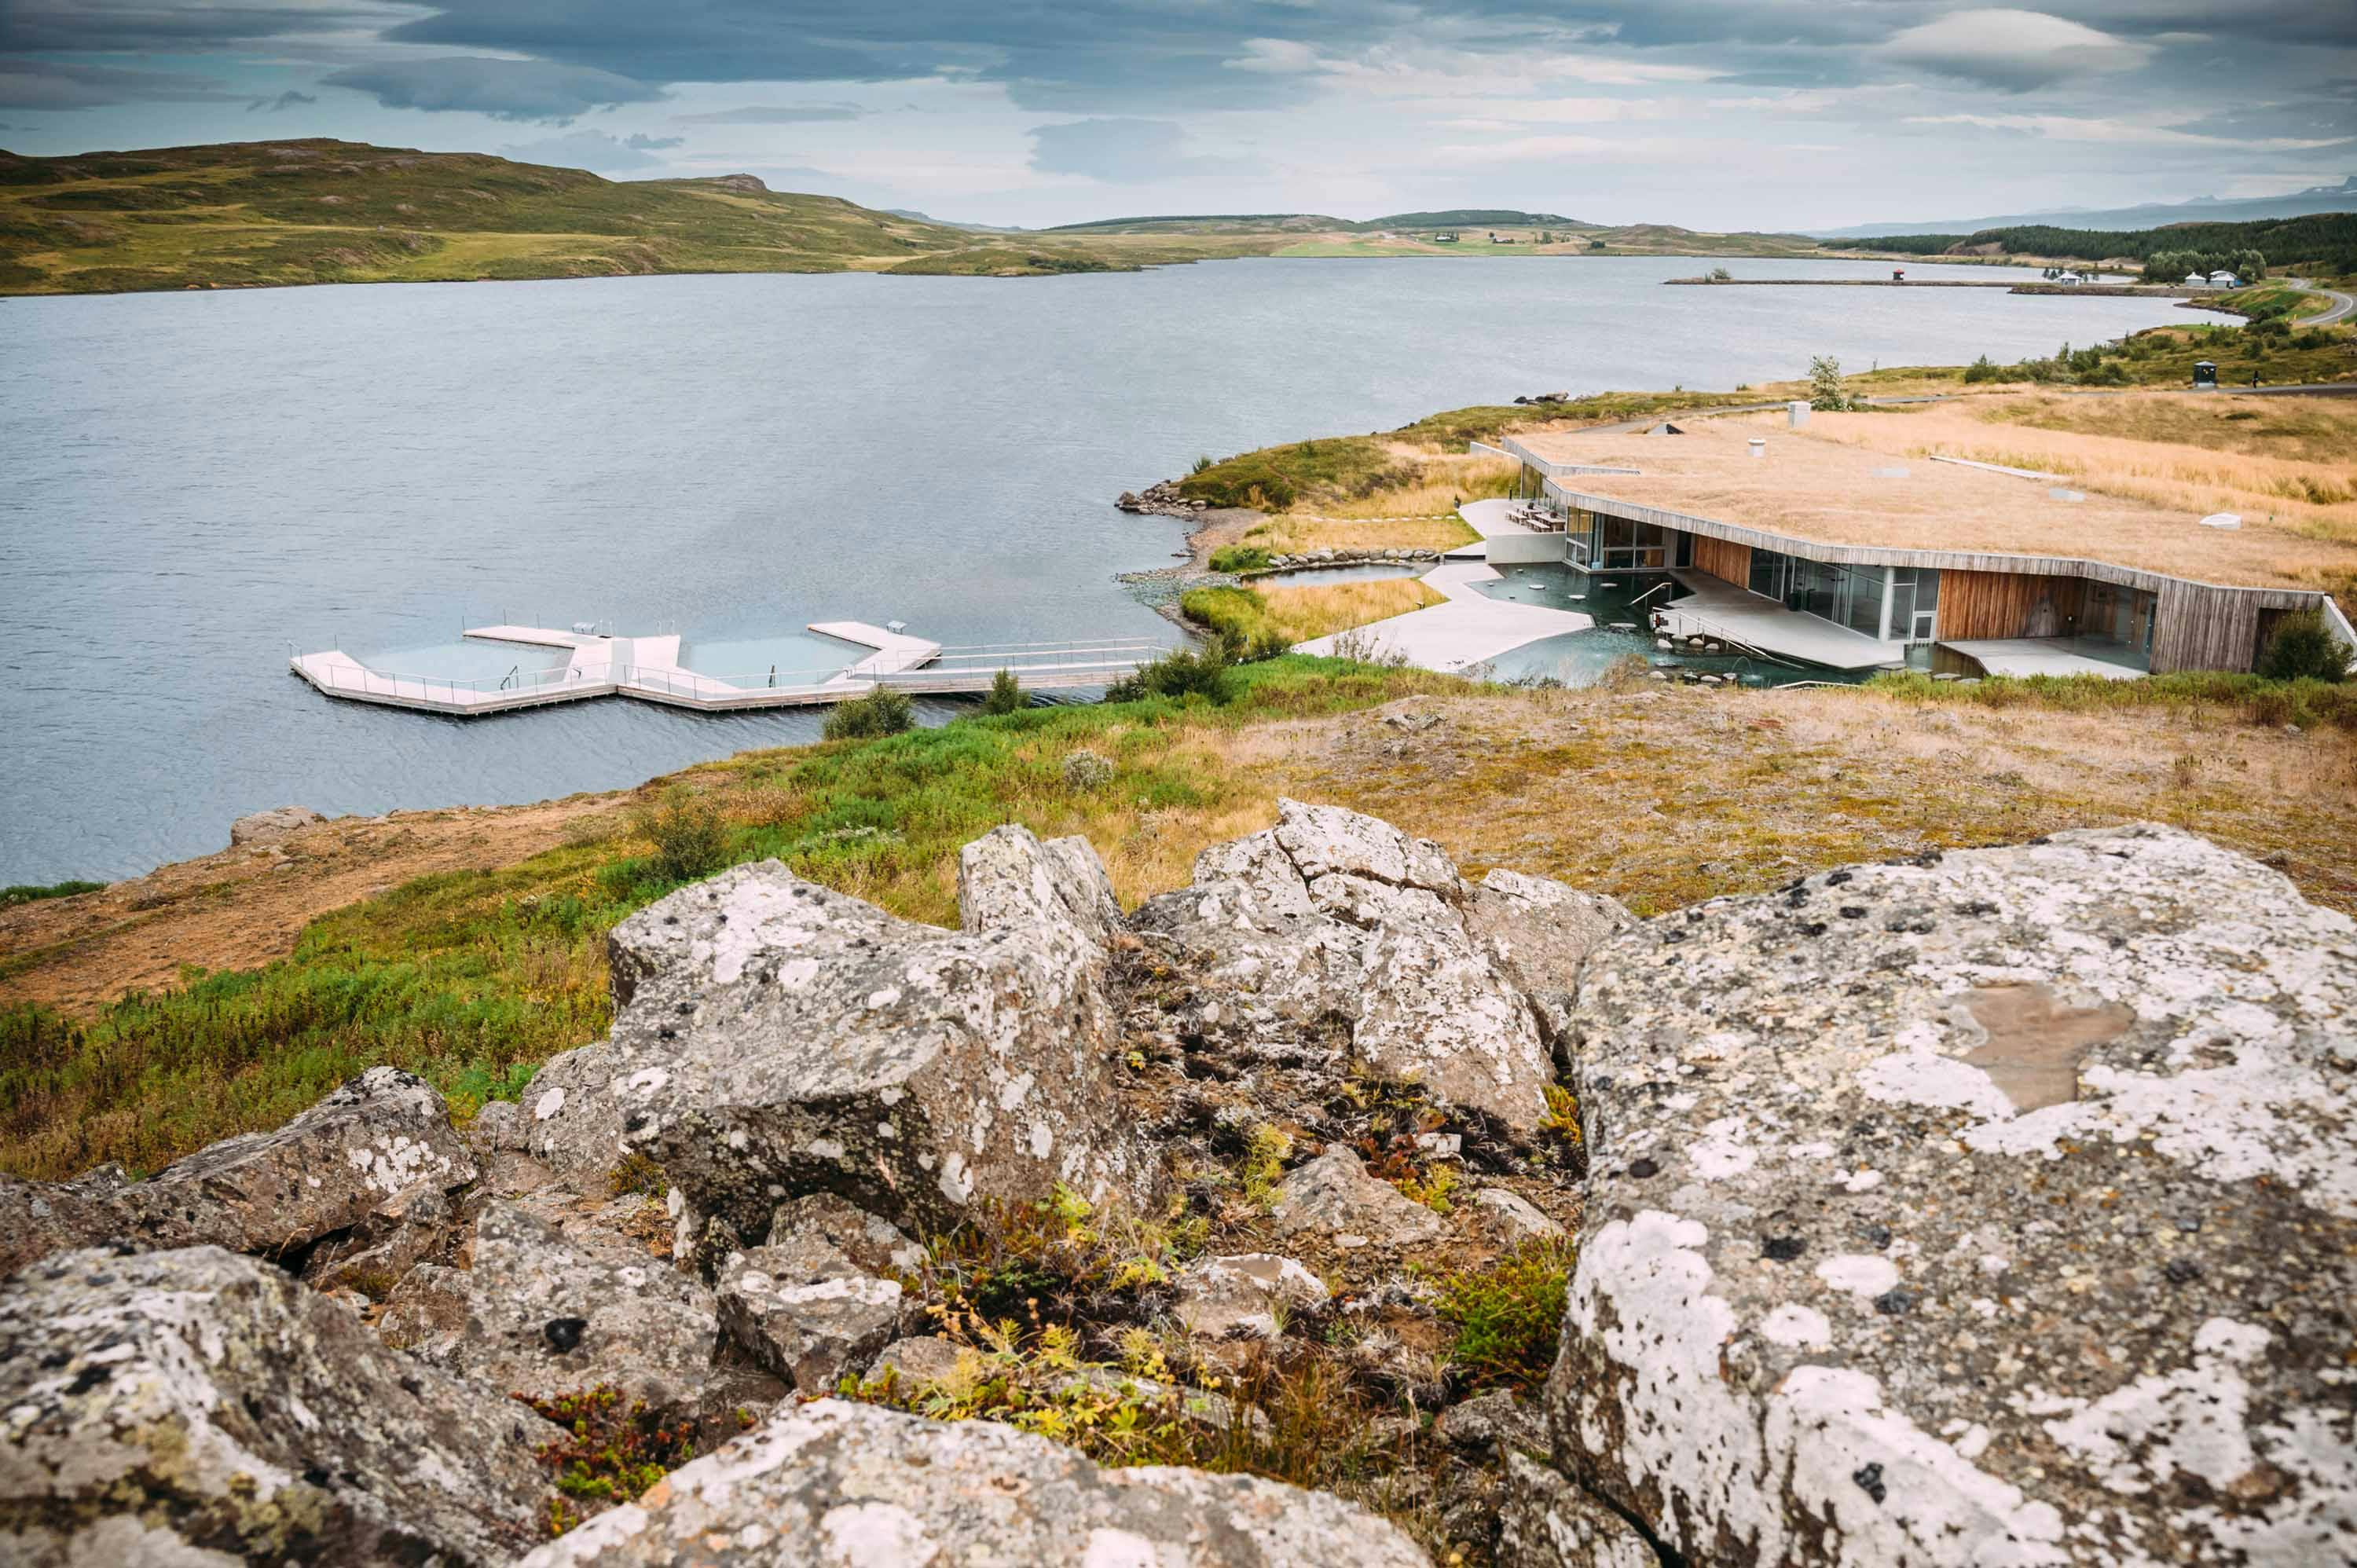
[2150,580,2262,674]
[1937,570,2085,641]
[1692,533,1750,588]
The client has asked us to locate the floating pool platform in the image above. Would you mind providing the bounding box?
[291,622,1160,716]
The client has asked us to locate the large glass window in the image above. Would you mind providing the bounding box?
[1888,568,1941,641]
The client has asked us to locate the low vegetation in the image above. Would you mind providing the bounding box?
[11,654,2356,1183]
[1435,1241,1576,1390]
[1182,579,1445,647]
[1864,211,2357,277]
[822,685,916,741]
[0,880,104,910]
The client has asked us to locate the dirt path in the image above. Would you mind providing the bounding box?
[0,793,632,1018]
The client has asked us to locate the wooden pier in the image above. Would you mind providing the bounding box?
[291,623,1161,717]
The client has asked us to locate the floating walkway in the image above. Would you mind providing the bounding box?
[291,622,1162,717]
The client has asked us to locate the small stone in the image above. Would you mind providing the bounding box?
[543,1316,588,1352]
[1853,1462,1888,1504]
[1874,1288,1919,1316]
[1762,1236,1806,1262]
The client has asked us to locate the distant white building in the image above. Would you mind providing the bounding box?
[2209,270,2240,287]
[2183,272,2207,285]
[2055,271,2084,284]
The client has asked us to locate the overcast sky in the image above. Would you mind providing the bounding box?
[3,2,2351,229]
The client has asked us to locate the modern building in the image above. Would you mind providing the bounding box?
[1492,419,2355,679]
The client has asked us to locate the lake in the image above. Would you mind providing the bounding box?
[0,256,2187,882]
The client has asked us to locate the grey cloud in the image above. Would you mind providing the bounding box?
[500,128,680,170]
[672,104,867,124]
[1029,117,1255,181]
[1878,9,2157,93]
[0,1,388,54]
[247,90,319,113]
[0,61,247,110]
[324,57,666,123]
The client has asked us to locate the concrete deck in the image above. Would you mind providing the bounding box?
[292,623,1165,716]
[1656,573,1907,671]
[1294,558,1594,672]
[1941,639,2145,680]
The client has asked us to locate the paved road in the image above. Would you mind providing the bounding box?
[2287,277,2355,326]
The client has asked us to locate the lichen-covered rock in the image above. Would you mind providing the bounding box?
[229,804,324,844]
[1173,1253,1331,1350]
[382,1202,720,1416]
[866,1334,970,1388]
[1534,825,2357,1566]
[1469,1186,1567,1247]
[510,1398,1431,1567]
[300,1178,458,1294]
[515,1040,631,1180]
[716,1246,901,1394]
[1497,1453,1656,1568]
[1270,1147,1445,1247]
[596,838,1160,1255]
[1130,800,1582,1129]
[959,822,1125,943]
[0,1067,473,1276]
[0,1245,554,1566]
[1464,866,1634,999]
[765,1191,925,1277]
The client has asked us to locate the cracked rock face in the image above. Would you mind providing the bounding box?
[509,1398,1432,1568]
[593,829,1160,1255]
[0,1245,555,1567]
[1131,800,1606,1130]
[0,1066,474,1276]
[381,1201,720,1417]
[1531,825,2357,1567]
[717,1247,903,1394]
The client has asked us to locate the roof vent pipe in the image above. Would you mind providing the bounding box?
[1748,438,1767,460]
[1788,401,1809,429]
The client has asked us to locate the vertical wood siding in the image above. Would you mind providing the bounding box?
[1936,571,2085,640]
[1692,534,1751,588]
[2151,581,2263,674]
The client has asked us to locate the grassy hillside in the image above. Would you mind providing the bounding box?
[0,138,1263,294]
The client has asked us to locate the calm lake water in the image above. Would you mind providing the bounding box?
[1,256,2185,882]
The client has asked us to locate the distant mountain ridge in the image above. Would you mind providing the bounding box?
[1815,176,2357,238]
[1045,208,1588,234]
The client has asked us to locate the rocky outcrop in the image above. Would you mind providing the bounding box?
[510,1398,1431,1567]
[1116,478,1210,515]
[1130,799,1615,1131]
[379,1201,721,1416]
[592,828,1162,1258]
[0,1066,474,1275]
[1270,1148,1446,1248]
[229,804,324,844]
[0,1246,555,1566]
[1528,824,2357,1566]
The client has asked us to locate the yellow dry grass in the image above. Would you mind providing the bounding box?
[1244,515,1480,553]
[1517,408,2357,592]
[1252,578,1448,643]
[1314,456,1520,520]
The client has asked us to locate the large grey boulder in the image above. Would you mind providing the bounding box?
[229,804,324,844]
[515,1040,632,1181]
[1530,825,2357,1566]
[380,1201,720,1416]
[510,1398,1431,1567]
[1269,1147,1444,1248]
[716,1247,902,1394]
[0,1245,554,1566]
[0,1066,475,1276]
[593,831,1160,1255]
[1130,800,1607,1130]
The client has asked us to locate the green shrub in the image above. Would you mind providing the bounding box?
[1807,354,1850,412]
[639,789,729,883]
[0,879,104,909]
[1208,544,1271,574]
[1105,643,1236,705]
[1962,354,2001,383]
[2256,610,2352,683]
[1438,1240,1575,1389]
[982,669,1025,716]
[1189,454,1214,474]
[823,686,916,741]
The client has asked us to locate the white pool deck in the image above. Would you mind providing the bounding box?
[1293,556,1596,671]
[1654,573,1908,671]
[1943,639,2144,680]
[292,622,1159,716]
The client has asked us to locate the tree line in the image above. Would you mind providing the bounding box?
[1858,212,2357,274]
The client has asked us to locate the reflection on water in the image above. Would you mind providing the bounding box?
[1473,565,1873,689]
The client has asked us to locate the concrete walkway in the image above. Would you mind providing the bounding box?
[1295,556,1593,672]
[1941,639,2143,680]
[1655,573,1904,671]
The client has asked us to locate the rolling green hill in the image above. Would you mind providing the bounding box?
[1858,213,2357,277]
[0,138,1252,295]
